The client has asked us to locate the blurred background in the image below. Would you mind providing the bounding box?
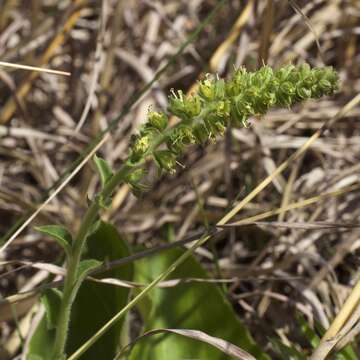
[0,0,360,358]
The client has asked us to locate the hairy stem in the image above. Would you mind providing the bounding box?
[51,164,133,359]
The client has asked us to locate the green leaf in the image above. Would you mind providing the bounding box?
[66,221,133,359]
[93,154,113,188]
[26,315,55,360]
[41,288,63,330]
[69,259,102,304]
[27,222,133,360]
[297,314,320,348]
[129,248,269,360]
[27,355,46,360]
[76,259,101,282]
[35,225,72,257]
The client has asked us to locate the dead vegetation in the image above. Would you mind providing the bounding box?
[0,0,360,358]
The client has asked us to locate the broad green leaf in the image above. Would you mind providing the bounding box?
[35,225,72,257]
[66,221,133,359]
[93,154,113,188]
[27,221,133,360]
[26,314,55,360]
[41,288,62,330]
[27,355,46,360]
[129,248,269,360]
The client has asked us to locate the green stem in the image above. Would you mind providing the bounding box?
[51,164,133,359]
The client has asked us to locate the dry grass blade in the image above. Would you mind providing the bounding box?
[98,275,300,287]
[1,1,360,358]
[0,292,38,323]
[116,328,256,360]
[219,183,360,227]
[258,0,274,64]
[74,0,108,132]
[243,221,360,230]
[89,276,241,289]
[334,313,360,353]
[288,0,325,63]
[0,133,109,254]
[0,228,222,310]
[218,89,360,226]
[0,260,65,276]
[312,278,360,359]
[0,61,70,76]
[209,0,254,72]
[311,301,360,359]
[0,0,85,124]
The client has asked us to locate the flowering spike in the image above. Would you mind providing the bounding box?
[126,64,339,191]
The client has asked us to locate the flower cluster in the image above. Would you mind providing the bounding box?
[126,63,338,189]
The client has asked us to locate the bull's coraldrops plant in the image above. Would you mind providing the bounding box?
[36,64,338,359]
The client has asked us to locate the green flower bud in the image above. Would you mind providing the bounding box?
[213,78,226,99]
[166,136,183,154]
[298,63,311,80]
[199,78,215,100]
[296,86,312,99]
[257,66,274,83]
[185,95,201,117]
[208,117,226,135]
[261,92,277,110]
[129,135,151,162]
[215,100,230,118]
[130,183,150,197]
[192,123,210,144]
[166,125,196,154]
[168,89,187,118]
[134,135,150,154]
[177,125,196,145]
[148,111,168,131]
[318,79,333,93]
[154,150,177,172]
[281,82,295,95]
[169,91,202,120]
[127,168,147,184]
[276,64,295,82]
[277,82,295,106]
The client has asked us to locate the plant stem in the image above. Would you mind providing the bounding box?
[51,164,132,359]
